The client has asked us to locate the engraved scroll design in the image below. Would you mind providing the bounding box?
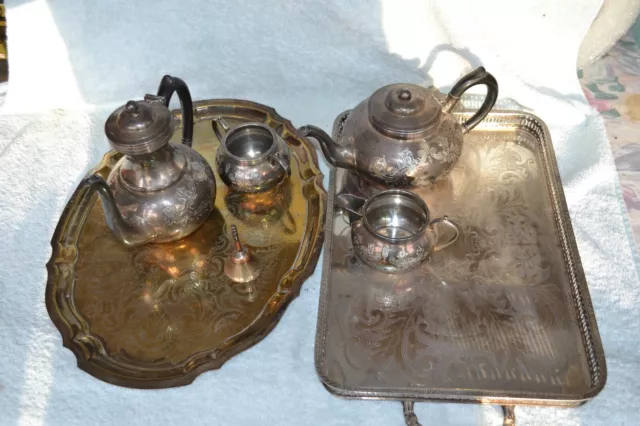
[228,167,263,190]
[76,226,287,365]
[391,246,427,269]
[368,120,463,187]
[352,233,428,270]
[336,141,590,391]
[342,280,570,387]
[48,100,328,389]
[161,160,214,229]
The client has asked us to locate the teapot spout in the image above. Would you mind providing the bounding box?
[81,174,154,247]
[298,125,355,170]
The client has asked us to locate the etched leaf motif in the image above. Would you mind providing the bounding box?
[366,243,380,261]
[397,248,408,260]
[231,169,262,189]
[370,155,391,178]
[370,149,422,185]
[368,139,458,186]
[329,135,582,391]
[163,186,194,227]
[190,161,208,181]
[396,149,420,172]
[389,246,427,269]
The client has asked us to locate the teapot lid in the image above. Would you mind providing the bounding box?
[368,83,441,138]
[105,96,175,155]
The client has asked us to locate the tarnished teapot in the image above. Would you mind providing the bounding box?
[300,67,498,187]
[81,75,216,246]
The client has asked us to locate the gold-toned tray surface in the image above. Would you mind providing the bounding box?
[316,110,606,410]
[46,99,326,389]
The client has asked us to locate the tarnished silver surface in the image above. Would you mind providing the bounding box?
[213,117,291,193]
[79,76,216,246]
[335,190,459,274]
[300,67,498,187]
[315,110,606,423]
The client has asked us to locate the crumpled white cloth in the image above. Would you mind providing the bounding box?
[0,1,638,425]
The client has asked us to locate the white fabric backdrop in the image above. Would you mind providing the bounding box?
[1,1,638,425]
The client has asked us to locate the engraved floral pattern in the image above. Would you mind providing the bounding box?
[352,234,429,272]
[368,121,463,186]
[229,168,262,189]
[74,219,291,365]
[48,104,326,388]
[190,161,209,181]
[163,185,194,228]
[321,127,594,396]
[156,159,214,230]
[369,147,427,186]
[389,246,427,269]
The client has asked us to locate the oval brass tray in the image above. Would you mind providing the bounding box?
[46,99,326,389]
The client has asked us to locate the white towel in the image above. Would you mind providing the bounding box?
[1,1,638,425]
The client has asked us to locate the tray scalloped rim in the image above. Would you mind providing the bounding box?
[46,99,327,389]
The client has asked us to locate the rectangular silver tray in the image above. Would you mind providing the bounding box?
[314,110,606,413]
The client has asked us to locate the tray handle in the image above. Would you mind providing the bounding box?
[402,401,422,426]
[400,402,515,425]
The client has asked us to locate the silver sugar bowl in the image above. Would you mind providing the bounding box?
[213,118,291,193]
[337,189,459,274]
[81,75,216,246]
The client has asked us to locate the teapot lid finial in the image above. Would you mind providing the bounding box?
[104,97,175,156]
[125,100,140,116]
[368,83,441,138]
[398,89,412,101]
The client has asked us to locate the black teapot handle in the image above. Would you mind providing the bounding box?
[443,67,498,134]
[156,75,194,147]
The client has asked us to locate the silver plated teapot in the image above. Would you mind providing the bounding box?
[81,75,216,246]
[300,67,498,187]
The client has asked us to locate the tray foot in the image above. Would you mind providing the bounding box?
[402,401,422,426]
[502,405,516,425]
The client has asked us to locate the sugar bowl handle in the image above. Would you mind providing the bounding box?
[429,216,460,252]
[443,67,498,133]
[212,117,230,141]
[156,75,194,146]
[335,193,367,219]
[270,152,291,178]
